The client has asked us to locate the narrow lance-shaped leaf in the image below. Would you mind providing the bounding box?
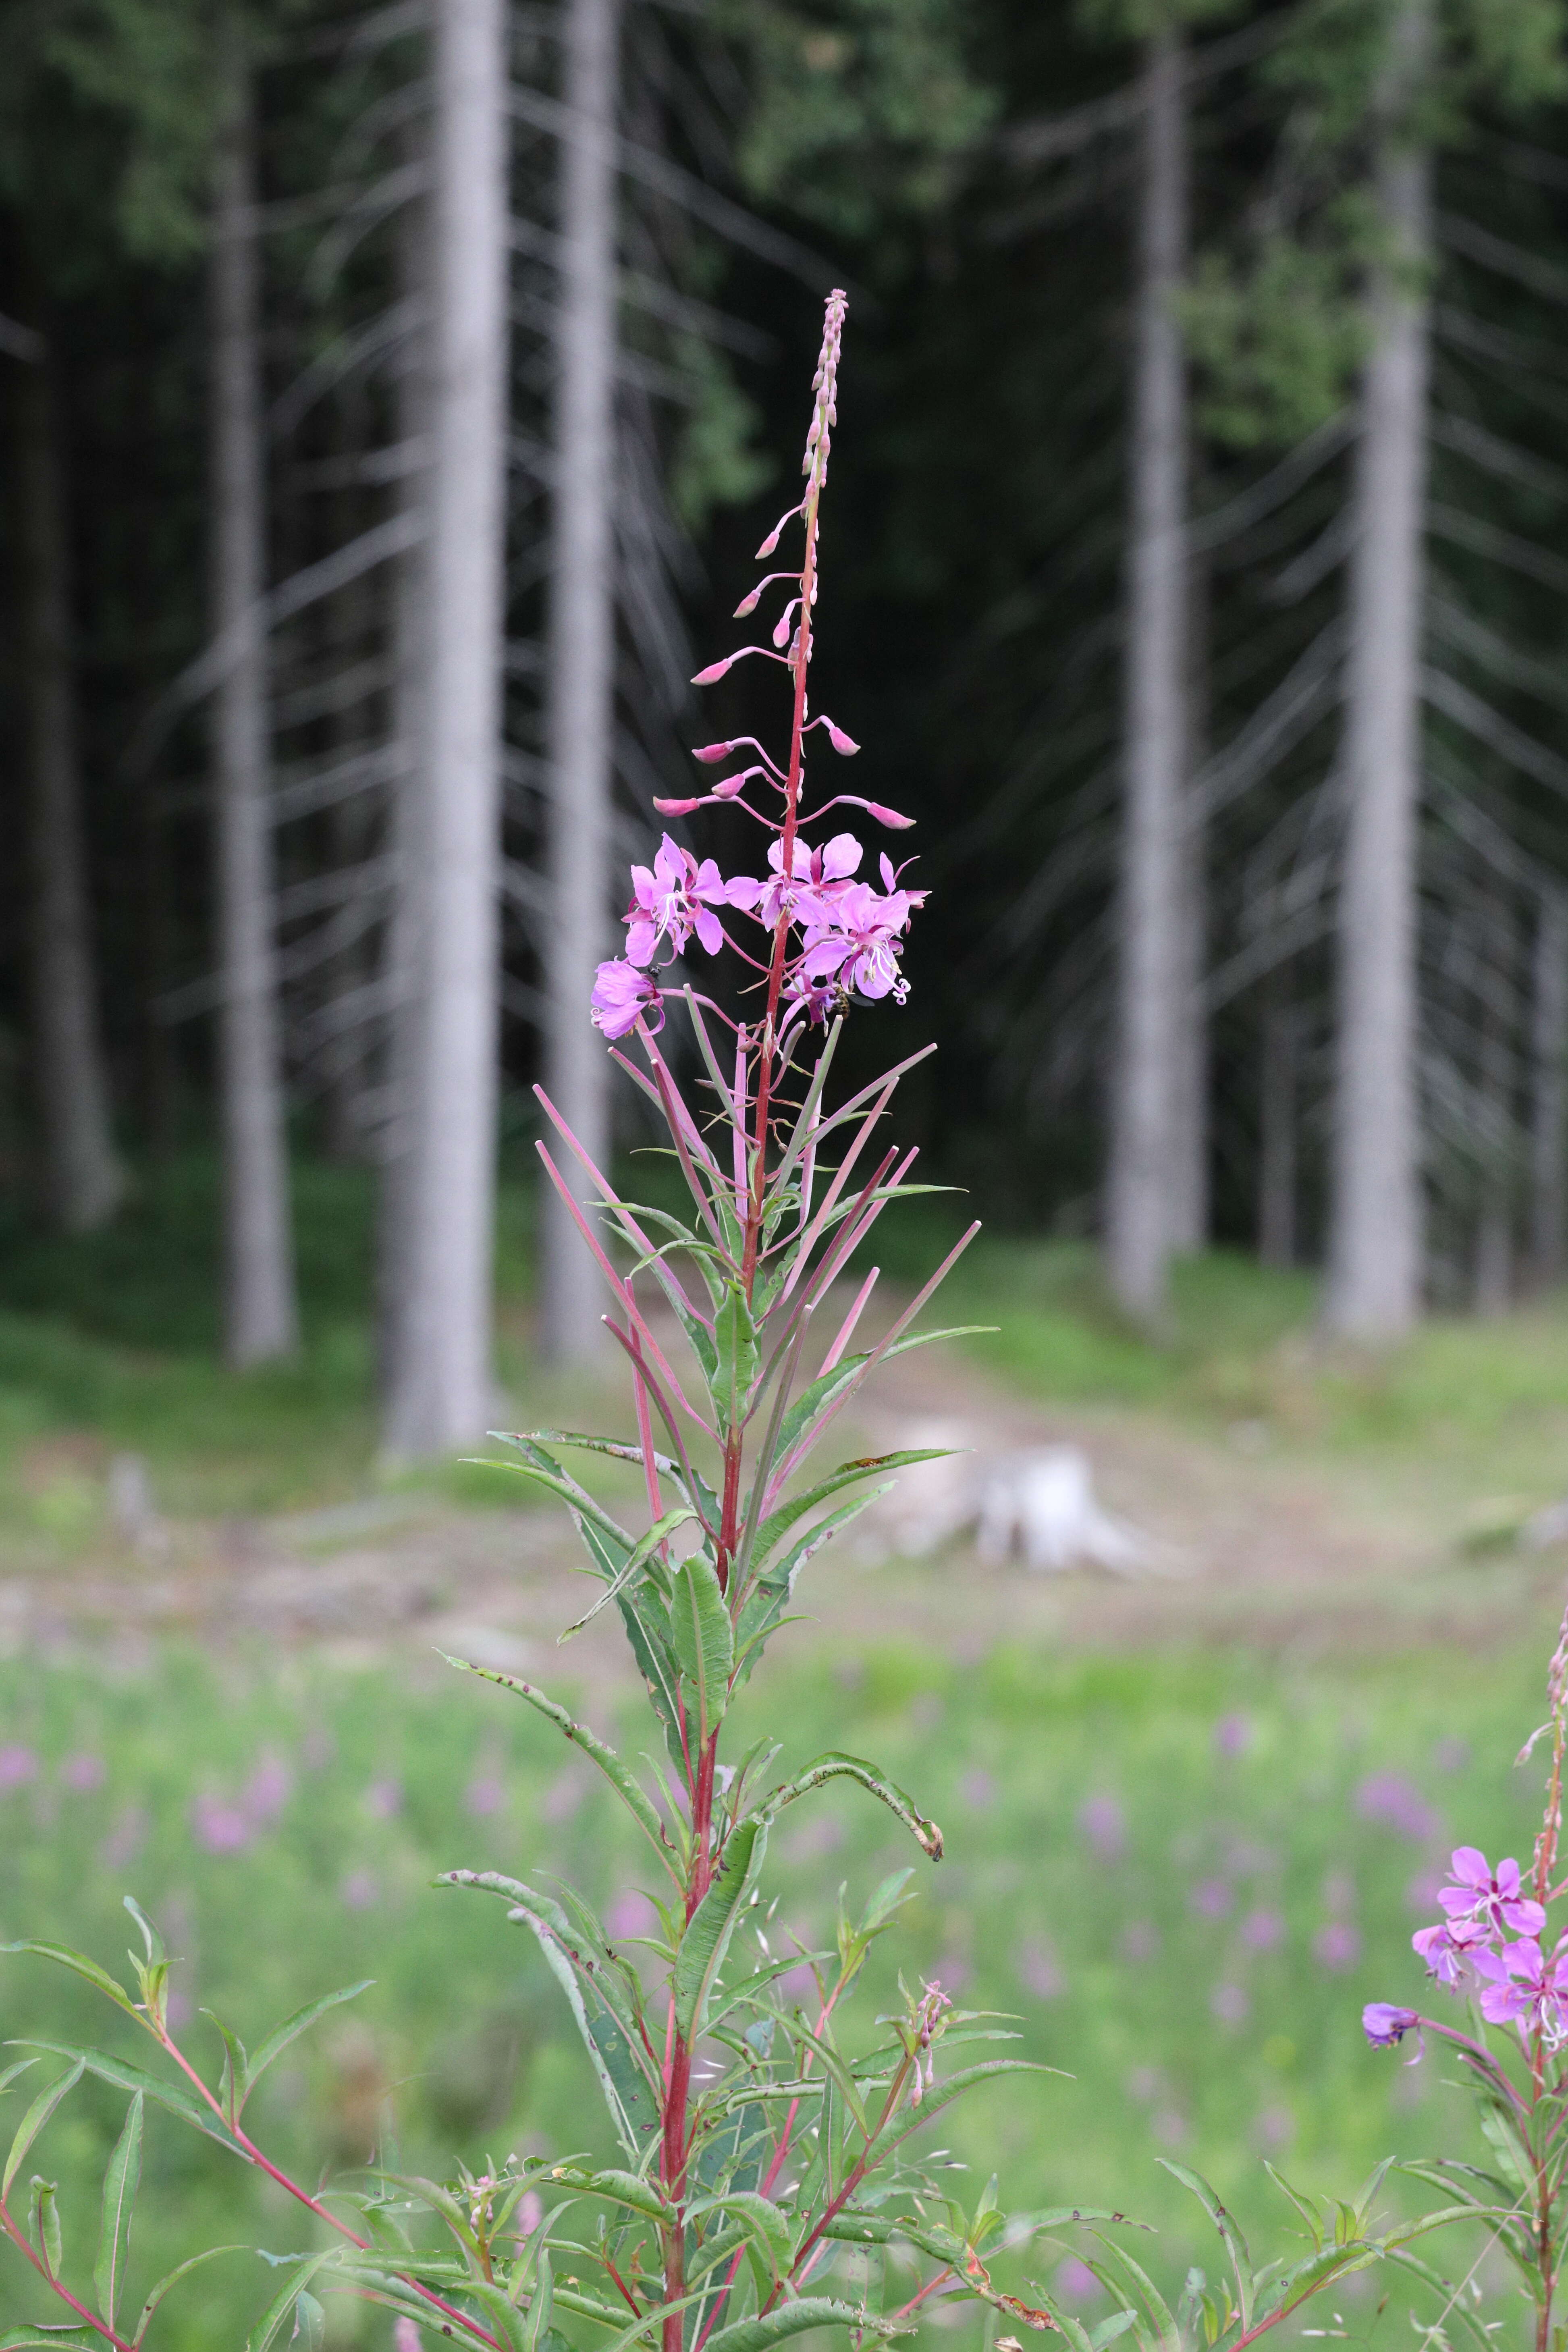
[243,1982,373,2113]
[761,1753,943,1862]
[4,2059,84,2202]
[675,1817,767,2042]
[29,2174,62,2275]
[560,1504,697,1640]
[131,2246,250,2346]
[671,1548,733,1738]
[713,1282,759,1434]
[704,2299,897,2352]
[94,2091,143,2328]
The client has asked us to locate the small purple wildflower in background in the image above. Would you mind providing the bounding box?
[0,1744,38,1791]
[1214,1712,1252,1758]
[301,1726,335,1770]
[191,1794,252,1855]
[1152,2109,1190,2146]
[1355,1770,1437,1843]
[1078,1792,1126,1859]
[1017,1937,1064,1999]
[59,1752,105,1792]
[1314,1921,1362,1971]
[961,1769,995,1810]
[365,1776,403,1820]
[1055,2259,1103,2304]
[1192,1876,1233,1920]
[1362,2002,1421,2047]
[1254,2104,1296,2151]
[1241,1906,1285,1951]
[394,2317,423,2350]
[243,1752,292,1826]
[1126,2066,1161,2103]
[1433,1735,1470,1774]
[341,1870,378,1912]
[516,2188,544,2237]
[1211,1982,1250,2025]
[607,1889,657,1941]
[781,1815,843,1863]
[1406,1866,1445,1913]
[935,1953,972,1995]
[166,1989,195,2029]
[465,1773,505,1818]
[1120,1920,1161,1963]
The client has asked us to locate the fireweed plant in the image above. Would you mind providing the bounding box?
[1,298,1464,2352]
[1364,1603,1568,2352]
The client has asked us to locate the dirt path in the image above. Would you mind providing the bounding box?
[4,1328,1562,1680]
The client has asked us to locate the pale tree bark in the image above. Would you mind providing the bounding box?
[1326,5,1430,1341]
[1473,889,1515,1316]
[376,125,430,1397]
[1258,987,1299,1269]
[382,0,508,1456]
[17,334,126,1232]
[1169,531,1209,1253]
[540,0,623,1364]
[210,26,299,1364]
[1530,886,1567,1288]
[1107,25,1188,1320]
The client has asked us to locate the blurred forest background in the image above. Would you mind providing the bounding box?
[10,0,1568,1461]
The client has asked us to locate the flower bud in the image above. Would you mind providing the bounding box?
[653,797,703,815]
[692,741,737,764]
[692,654,739,686]
[825,721,860,756]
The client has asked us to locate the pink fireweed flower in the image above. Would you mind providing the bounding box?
[1412,1915,1490,1987]
[624,835,736,966]
[1362,2002,1422,2049]
[1437,1847,1545,1940]
[1473,1937,1568,2045]
[591,959,663,1039]
[728,832,864,927]
[800,876,920,1003]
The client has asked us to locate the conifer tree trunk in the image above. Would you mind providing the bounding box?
[377,127,430,1400]
[1259,989,1299,1269]
[541,0,622,1363]
[1531,887,1567,1288]
[210,26,299,1363]
[1326,6,1430,1342]
[1474,889,1515,1317]
[17,337,125,1233]
[1169,530,1209,1253]
[382,0,508,1454]
[1107,25,1188,1319]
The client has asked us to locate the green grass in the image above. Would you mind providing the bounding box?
[0,1631,1554,2347]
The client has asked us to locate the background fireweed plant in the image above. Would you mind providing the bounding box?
[0,297,1468,2352]
[1364,1598,1568,2352]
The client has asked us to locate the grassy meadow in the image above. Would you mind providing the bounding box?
[4,1153,1568,2344]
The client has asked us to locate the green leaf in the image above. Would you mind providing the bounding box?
[762,1752,943,1861]
[291,2291,326,2349]
[4,2060,83,2202]
[1380,2249,1497,2352]
[14,2040,242,2154]
[870,2058,1053,2165]
[443,1875,659,2160]
[615,1591,687,1770]
[551,2166,673,2223]
[675,1817,768,2042]
[1157,2162,1251,2327]
[246,2252,341,2352]
[95,2091,143,2327]
[561,1505,698,1639]
[441,1656,673,1868]
[203,2010,249,2126]
[131,2246,247,2344]
[713,1283,759,1432]
[243,1982,373,2112]
[748,1451,951,1579]
[30,2175,62,2275]
[704,2297,890,2352]
[670,1548,734,1737]
[688,2190,795,2282]
[734,1492,884,1684]
[0,1942,141,2024]
[0,2057,41,2101]
[485,1447,637,1560]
